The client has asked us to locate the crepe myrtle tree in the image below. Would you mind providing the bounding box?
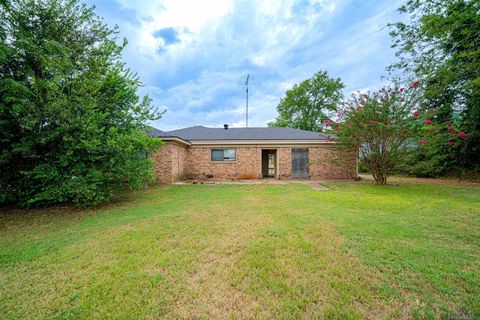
[324,82,467,184]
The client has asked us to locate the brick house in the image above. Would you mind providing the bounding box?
[147,125,357,183]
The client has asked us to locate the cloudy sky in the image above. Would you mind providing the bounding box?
[85,0,405,130]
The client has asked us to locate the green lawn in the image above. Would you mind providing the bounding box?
[1,179,479,319]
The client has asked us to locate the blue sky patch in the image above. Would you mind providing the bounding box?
[153,27,181,45]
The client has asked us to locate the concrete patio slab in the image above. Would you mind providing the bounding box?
[304,182,330,190]
[175,179,330,190]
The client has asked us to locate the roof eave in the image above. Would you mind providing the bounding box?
[155,136,192,146]
[189,139,336,146]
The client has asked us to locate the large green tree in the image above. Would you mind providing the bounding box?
[269,71,344,132]
[389,0,480,175]
[0,0,162,207]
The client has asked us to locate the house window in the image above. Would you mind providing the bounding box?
[211,148,236,161]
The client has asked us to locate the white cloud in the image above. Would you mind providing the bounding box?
[89,0,405,131]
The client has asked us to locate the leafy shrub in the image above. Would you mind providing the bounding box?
[357,160,369,173]
[0,0,162,207]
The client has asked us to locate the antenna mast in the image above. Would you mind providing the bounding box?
[245,74,250,128]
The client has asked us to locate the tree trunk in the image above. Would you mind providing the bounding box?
[374,173,388,185]
[371,169,388,185]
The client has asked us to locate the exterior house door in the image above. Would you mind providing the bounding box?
[262,149,277,178]
[291,148,309,179]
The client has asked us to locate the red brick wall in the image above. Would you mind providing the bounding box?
[276,146,357,180]
[186,147,262,180]
[277,147,292,179]
[151,142,188,183]
[172,143,187,179]
[308,145,357,179]
[151,142,357,183]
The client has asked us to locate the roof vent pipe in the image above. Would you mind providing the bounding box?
[224,124,228,129]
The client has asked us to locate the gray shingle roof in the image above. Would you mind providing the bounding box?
[151,126,330,141]
[146,127,168,137]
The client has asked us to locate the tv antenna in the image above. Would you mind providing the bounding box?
[244,74,250,127]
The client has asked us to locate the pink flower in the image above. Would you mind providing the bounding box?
[399,88,404,92]
[448,126,455,132]
[448,141,454,145]
[369,120,378,125]
[419,139,427,144]
[413,112,419,119]
[324,118,333,126]
[458,132,468,139]
[409,81,420,89]
[425,119,433,125]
